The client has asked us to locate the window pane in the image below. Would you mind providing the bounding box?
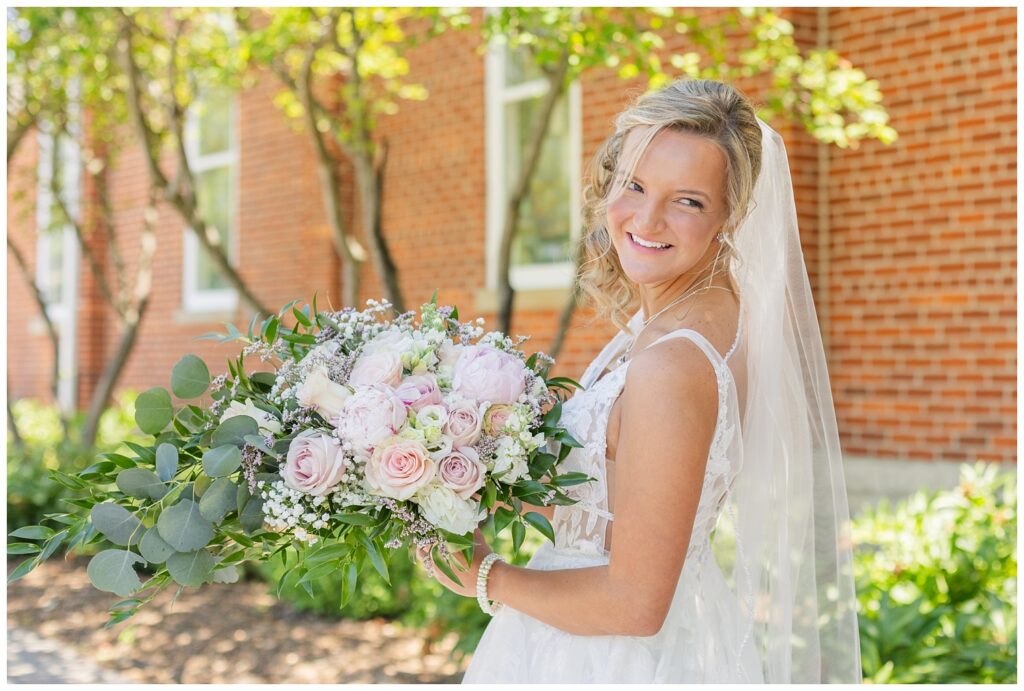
[505,93,572,267]
[197,90,232,157]
[42,228,64,305]
[505,45,544,86]
[195,166,232,292]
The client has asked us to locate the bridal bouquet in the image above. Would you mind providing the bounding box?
[8,295,587,624]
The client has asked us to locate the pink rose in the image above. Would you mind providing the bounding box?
[451,345,527,405]
[444,399,484,447]
[394,374,443,411]
[336,384,409,457]
[482,404,515,435]
[349,350,403,388]
[365,438,436,500]
[438,447,486,500]
[282,430,347,496]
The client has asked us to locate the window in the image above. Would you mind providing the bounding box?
[485,41,582,291]
[35,122,81,411]
[182,87,238,314]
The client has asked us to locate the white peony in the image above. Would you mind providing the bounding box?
[414,483,486,535]
[220,398,282,436]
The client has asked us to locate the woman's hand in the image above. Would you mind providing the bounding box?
[417,529,493,598]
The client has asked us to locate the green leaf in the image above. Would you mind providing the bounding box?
[87,549,146,597]
[212,415,260,448]
[265,317,279,344]
[340,561,358,608]
[356,533,389,585]
[239,495,266,535]
[333,512,376,527]
[199,478,237,523]
[7,557,39,584]
[171,354,211,399]
[156,443,179,482]
[431,549,463,587]
[212,563,240,584]
[494,506,517,535]
[90,503,144,547]
[8,525,54,541]
[139,526,175,564]
[7,542,42,555]
[202,445,242,477]
[512,520,526,554]
[166,549,216,587]
[550,471,593,487]
[524,511,555,543]
[542,399,563,427]
[123,441,156,464]
[116,468,168,500]
[156,499,214,552]
[134,387,174,435]
[292,305,312,328]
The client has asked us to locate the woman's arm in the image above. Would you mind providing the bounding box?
[432,339,718,637]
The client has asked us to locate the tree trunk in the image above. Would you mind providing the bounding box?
[496,58,569,335]
[354,143,404,313]
[6,236,71,439]
[80,298,149,449]
[7,387,26,454]
[549,286,579,363]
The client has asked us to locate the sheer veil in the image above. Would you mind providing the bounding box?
[723,117,861,683]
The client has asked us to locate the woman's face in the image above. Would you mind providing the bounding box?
[606,127,729,288]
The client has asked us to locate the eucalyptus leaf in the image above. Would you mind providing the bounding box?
[156,443,179,482]
[156,499,213,552]
[202,445,242,477]
[90,503,144,547]
[171,354,210,399]
[239,495,266,535]
[8,525,54,541]
[212,563,240,584]
[139,526,175,564]
[166,549,216,587]
[7,542,41,555]
[212,415,259,448]
[199,478,237,523]
[87,549,146,597]
[116,468,168,500]
[134,388,174,435]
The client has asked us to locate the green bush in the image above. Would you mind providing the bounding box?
[6,392,149,532]
[259,523,544,661]
[854,463,1017,683]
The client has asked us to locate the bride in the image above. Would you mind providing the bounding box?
[423,78,861,683]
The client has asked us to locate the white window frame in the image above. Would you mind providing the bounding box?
[34,119,82,413]
[485,39,582,292]
[181,89,240,315]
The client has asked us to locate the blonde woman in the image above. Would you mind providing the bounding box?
[424,78,861,684]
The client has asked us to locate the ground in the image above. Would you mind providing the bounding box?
[6,555,466,683]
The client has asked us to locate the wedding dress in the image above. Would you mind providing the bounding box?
[463,310,763,683]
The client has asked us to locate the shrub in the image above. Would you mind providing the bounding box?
[853,462,1017,683]
[7,392,149,532]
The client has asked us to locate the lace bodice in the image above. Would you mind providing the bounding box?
[551,317,743,565]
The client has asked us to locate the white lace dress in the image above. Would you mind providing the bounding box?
[462,314,764,683]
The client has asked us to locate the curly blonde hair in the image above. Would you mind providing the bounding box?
[578,79,764,333]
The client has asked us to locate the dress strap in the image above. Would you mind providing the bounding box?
[642,328,729,369]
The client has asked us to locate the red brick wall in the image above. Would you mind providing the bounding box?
[7,8,1016,465]
[825,6,1016,463]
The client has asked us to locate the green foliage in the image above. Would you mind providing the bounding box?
[6,393,148,532]
[854,463,1017,683]
[480,7,897,149]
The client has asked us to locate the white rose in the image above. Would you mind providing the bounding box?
[220,398,282,436]
[296,365,351,421]
[414,484,486,535]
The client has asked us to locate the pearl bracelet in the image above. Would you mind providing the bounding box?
[476,552,506,616]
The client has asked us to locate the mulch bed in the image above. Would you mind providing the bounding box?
[6,555,467,683]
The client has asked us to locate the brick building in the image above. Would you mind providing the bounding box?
[6,7,1016,506]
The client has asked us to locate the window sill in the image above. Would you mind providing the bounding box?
[474,286,573,313]
[174,307,239,326]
